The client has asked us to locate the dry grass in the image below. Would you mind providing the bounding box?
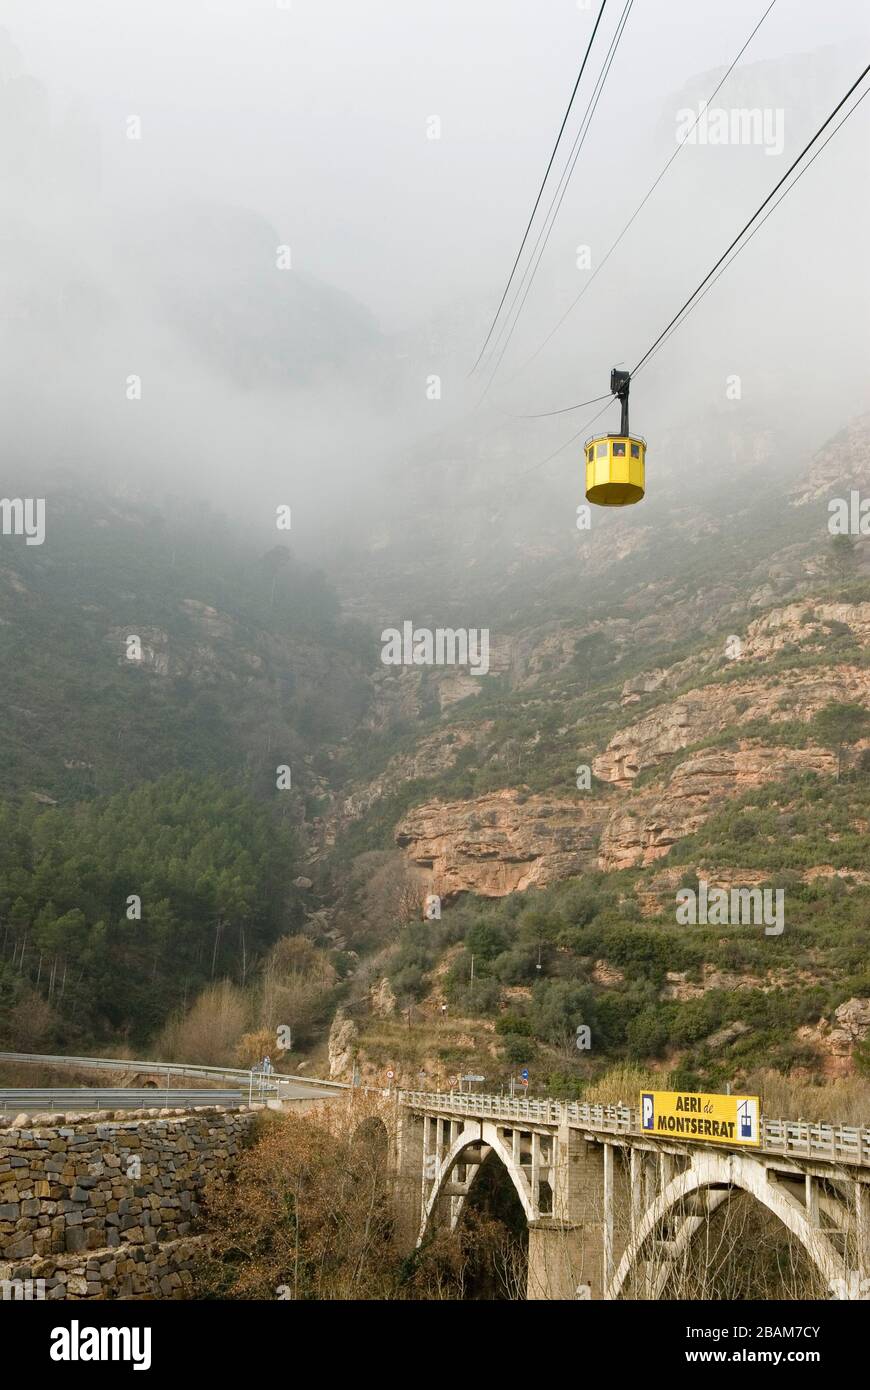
[745,1067,870,1126]
[582,1063,677,1106]
[155,979,252,1066]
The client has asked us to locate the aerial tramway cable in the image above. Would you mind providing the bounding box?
[446,5,769,437]
[631,81,870,380]
[505,0,779,383]
[469,0,610,375]
[630,58,870,376]
[505,391,613,420]
[477,0,636,397]
[521,59,870,440]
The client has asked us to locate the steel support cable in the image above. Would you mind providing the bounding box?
[470,0,610,374]
[393,45,869,490]
[505,0,779,384]
[630,59,870,377]
[504,390,613,419]
[508,394,616,484]
[632,82,870,381]
[477,0,636,397]
[510,59,870,427]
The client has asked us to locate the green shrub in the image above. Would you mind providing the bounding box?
[502,1034,537,1065]
[495,1014,532,1036]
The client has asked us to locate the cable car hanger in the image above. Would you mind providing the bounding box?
[584,369,645,507]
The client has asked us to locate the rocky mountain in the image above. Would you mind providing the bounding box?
[313,414,870,1088]
[0,488,373,807]
[0,409,867,1084]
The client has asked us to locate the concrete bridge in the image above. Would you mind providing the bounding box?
[6,1054,868,1300]
[394,1090,870,1300]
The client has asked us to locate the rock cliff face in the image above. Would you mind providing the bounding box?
[743,602,870,657]
[597,743,837,870]
[593,670,869,786]
[369,977,397,1018]
[790,413,870,504]
[328,1010,359,1079]
[395,789,602,900]
[340,725,487,824]
[596,602,870,783]
[798,998,870,1077]
[386,600,868,896]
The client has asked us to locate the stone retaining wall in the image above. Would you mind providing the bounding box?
[0,1107,259,1298]
[3,1236,205,1300]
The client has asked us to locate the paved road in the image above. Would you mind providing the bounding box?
[0,1081,343,1112]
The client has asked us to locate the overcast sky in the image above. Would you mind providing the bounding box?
[4,0,868,324]
[1,1,869,546]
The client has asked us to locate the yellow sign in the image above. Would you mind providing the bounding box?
[640,1090,761,1147]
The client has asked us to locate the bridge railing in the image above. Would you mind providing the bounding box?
[400,1091,565,1123]
[565,1101,635,1132]
[400,1092,635,1133]
[0,1088,247,1113]
[760,1117,868,1166]
[400,1091,870,1166]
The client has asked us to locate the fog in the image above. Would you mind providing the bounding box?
[1,0,869,572]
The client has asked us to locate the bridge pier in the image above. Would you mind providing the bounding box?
[527,1127,630,1299]
[394,1106,425,1247]
[527,1221,586,1299]
[856,1182,870,1277]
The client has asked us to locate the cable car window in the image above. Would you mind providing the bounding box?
[612,441,626,457]
[587,447,594,462]
[596,442,607,458]
[631,443,640,458]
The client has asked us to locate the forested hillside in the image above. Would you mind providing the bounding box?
[0,491,372,1050]
[0,417,868,1093]
[0,774,300,1046]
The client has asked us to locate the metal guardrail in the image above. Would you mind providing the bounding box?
[0,1088,246,1112]
[399,1091,870,1167]
[0,1051,347,1093]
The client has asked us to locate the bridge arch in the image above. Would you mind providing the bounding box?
[607,1150,843,1299]
[417,1121,534,1243]
[352,1114,389,1153]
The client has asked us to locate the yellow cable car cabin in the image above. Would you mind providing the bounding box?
[584,367,646,507]
[585,432,645,506]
